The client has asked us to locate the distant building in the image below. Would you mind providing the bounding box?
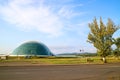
[0,54,8,60]
[12,41,54,57]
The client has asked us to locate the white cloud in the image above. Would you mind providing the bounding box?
[0,0,87,37]
[0,0,63,36]
[58,4,85,19]
[50,46,80,54]
[58,6,74,19]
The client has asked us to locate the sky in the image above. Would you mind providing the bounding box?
[0,0,120,54]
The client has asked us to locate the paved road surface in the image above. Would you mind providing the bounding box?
[0,63,120,80]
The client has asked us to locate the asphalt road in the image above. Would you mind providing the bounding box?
[0,63,120,80]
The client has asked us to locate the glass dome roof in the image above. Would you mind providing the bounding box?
[12,41,53,56]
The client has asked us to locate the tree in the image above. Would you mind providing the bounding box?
[114,37,120,48]
[87,18,119,63]
[113,37,120,58]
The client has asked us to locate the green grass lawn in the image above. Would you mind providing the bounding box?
[0,56,120,65]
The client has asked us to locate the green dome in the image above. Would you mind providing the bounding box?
[12,41,53,56]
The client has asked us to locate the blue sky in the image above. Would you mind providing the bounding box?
[0,0,120,54]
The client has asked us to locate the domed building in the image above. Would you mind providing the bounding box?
[12,41,54,56]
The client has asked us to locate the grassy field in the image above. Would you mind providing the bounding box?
[0,56,120,66]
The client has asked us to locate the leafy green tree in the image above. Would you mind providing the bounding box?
[115,37,120,48]
[87,18,119,63]
[113,37,120,58]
